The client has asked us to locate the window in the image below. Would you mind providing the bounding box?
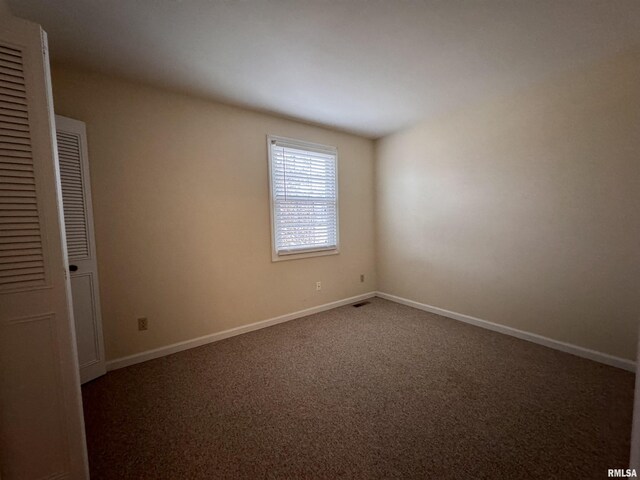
[268,135,339,261]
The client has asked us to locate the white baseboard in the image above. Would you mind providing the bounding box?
[106,290,635,373]
[106,291,376,371]
[376,292,635,372]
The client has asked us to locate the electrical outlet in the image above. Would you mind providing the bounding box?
[138,317,148,331]
[360,274,365,283]
[316,281,322,291]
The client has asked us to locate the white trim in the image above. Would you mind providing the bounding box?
[106,291,376,371]
[106,290,635,373]
[375,291,636,372]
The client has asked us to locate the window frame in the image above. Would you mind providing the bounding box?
[267,135,340,262]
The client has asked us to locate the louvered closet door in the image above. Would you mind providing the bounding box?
[0,15,89,480]
[56,115,105,384]
[0,49,45,287]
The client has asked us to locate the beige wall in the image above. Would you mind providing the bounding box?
[376,49,640,360]
[51,66,376,361]
[51,47,639,364]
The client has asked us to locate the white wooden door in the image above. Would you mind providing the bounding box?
[0,13,89,480]
[56,115,106,384]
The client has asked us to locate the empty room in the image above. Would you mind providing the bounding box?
[1,1,639,479]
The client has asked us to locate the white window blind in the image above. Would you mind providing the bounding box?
[268,136,338,259]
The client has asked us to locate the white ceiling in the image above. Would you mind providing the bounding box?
[9,0,640,138]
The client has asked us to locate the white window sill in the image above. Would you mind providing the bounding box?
[271,248,339,262]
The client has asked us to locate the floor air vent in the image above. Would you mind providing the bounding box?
[353,301,371,308]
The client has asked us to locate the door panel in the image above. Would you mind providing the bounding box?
[0,314,68,479]
[70,273,98,364]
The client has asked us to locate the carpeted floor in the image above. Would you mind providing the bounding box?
[82,297,634,479]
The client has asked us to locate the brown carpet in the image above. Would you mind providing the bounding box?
[82,297,634,479]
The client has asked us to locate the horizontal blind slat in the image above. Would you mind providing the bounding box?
[0,43,47,290]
